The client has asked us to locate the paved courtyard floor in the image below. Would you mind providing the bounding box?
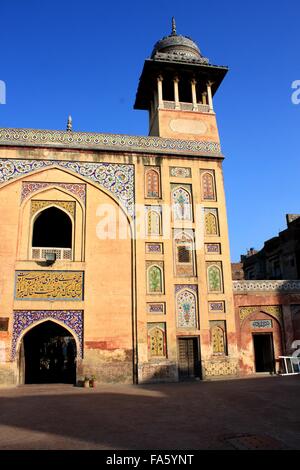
[0,375,299,450]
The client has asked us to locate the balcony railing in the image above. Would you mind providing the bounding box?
[162,101,210,113]
[32,247,72,261]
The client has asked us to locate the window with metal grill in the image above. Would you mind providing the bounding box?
[177,245,191,263]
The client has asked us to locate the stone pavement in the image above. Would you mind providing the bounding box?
[0,375,299,450]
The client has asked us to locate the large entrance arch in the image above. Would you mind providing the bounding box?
[22,321,77,384]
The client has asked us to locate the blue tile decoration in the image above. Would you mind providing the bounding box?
[12,310,83,359]
[0,159,134,216]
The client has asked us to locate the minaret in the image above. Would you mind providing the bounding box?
[134,19,228,142]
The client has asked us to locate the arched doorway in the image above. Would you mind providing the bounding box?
[22,321,77,384]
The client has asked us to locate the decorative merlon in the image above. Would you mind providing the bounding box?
[233,280,300,293]
[0,128,222,157]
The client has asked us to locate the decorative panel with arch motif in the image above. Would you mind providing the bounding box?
[200,170,216,201]
[145,167,161,198]
[207,262,223,293]
[147,322,166,358]
[171,184,193,221]
[175,285,198,329]
[204,208,219,236]
[210,320,227,355]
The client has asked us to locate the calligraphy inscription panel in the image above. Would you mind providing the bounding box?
[15,271,84,300]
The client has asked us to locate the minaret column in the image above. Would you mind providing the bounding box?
[191,79,197,111]
[202,92,207,105]
[173,76,180,109]
[207,81,214,111]
[157,75,164,109]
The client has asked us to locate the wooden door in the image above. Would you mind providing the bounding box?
[178,338,197,379]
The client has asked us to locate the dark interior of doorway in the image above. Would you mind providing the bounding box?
[178,337,201,380]
[32,207,72,248]
[253,333,275,373]
[23,321,76,384]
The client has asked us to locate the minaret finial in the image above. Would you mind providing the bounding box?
[66,115,72,132]
[171,17,177,36]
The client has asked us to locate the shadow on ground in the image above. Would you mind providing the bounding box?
[0,376,299,450]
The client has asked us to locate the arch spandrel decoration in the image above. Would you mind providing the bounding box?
[12,310,83,359]
[0,159,134,216]
[22,182,86,204]
[239,305,283,326]
[31,200,76,219]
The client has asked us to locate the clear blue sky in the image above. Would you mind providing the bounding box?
[1,0,299,261]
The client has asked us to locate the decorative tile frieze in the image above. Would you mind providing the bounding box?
[0,128,222,157]
[11,310,83,359]
[233,280,300,293]
[21,181,86,204]
[15,270,84,301]
[31,200,76,219]
[204,359,238,377]
[145,243,163,254]
[0,159,134,216]
[169,167,192,178]
[208,301,225,313]
[147,303,165,314]
[205,243,221,254]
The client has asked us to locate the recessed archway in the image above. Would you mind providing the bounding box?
[22,320,77,384]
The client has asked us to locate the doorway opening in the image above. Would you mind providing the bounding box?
[177,337,201,380]
[21,321,77,384]
[253,333,275,373]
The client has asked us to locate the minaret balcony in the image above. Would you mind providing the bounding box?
[162,101,211,113]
